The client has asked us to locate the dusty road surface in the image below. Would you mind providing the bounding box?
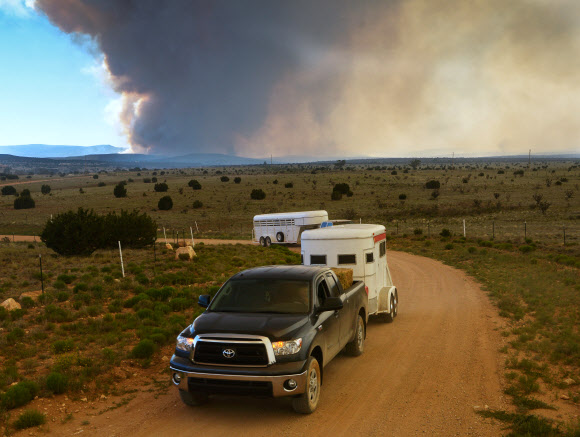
[38,250,507,436]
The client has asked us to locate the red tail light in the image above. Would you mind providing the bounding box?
[365,286,369,296]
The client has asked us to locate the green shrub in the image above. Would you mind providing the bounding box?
[285,182,293,188]
[113,182,127,198]
[20,296,35,309]
[331,190,342,201]
[1,380,39,409]
[398,193,407,200]
[41,184,51,195]
[158,195,173,210]
[45,372,68,394]
[154,182,169,192]
[98,182,106,187]
[440,229,452,237]
[444,243,454,250]
[131,339,155,359]
[467,246,477,254]
[333,183,350,194]
[234,177,241,184]
[52,339,75,354]
[6,327,25,345]
[220,176,230,182]
[41,208,104,256]
[73,283,89,293]
[413,228,422,235]
[102,209,157,249]
[14,194,35,210]
[13,409,46,430]
[57,274,76,284]
[1,185,17,195]
[519,245,534,253]
[425,180,441,189]
[53,280,66,290]
[250,189,266,200]
[178,253,190,261]
[188,179,202,190]
[57,291,70,302]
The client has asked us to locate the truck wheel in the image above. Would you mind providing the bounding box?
[292,356,321,414]
[276,232,285,242]
[265,236,272,247]
[179,389,208,406]
[346,314,365,356]
[393,291,398,318]
[259,236,266,247]
[384,295,396,323]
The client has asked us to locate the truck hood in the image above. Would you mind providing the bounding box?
[193,312,309,339]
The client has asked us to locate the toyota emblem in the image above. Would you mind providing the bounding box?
[222,348,236,359]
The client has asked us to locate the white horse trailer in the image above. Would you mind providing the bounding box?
[253,210,329,247]
[301,224,398,321]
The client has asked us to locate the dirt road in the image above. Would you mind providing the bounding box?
[35,250,506,436]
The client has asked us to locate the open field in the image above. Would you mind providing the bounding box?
[1,160,579,245]
[0,159,579,435]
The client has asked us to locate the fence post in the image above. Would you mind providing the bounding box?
[463,219,466,238]
[190,227,195,247]
[163,227,167,244]
[195,221,199,233]
[118,241,125,278]
[563,227,566,245]
[39,254,44,296]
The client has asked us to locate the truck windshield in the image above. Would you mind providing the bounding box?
[208,279,310,314]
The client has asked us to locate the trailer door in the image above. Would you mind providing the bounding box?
[364,248,377,314]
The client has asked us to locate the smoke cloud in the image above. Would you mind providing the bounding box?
[36,0,580,157]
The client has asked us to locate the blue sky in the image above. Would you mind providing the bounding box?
[0,1,128,149]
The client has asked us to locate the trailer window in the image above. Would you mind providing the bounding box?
[310,255,327,265]
[366,252,374,263]
[379,241,386,257]
[338,254,356,265]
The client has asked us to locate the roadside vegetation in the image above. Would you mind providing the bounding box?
[0,241,299,432]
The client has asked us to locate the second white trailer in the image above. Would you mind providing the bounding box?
[253,210,328,247]
[300,224,398,321]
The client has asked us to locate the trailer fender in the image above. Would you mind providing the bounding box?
[378,286,397,313]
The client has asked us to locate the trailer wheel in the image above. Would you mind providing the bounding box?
[292,356,321,414]
[384,295,396,323]
[345,314,365,356]
[265,236,272,247]
[276,232,285,242]
[259,236,266,247]
[179,389,208,406]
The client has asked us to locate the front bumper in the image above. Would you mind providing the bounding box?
[170,366,308,397]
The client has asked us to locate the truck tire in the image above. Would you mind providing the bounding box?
[292,356,321,414]
[276,232,285,242]
[259,236,265,247]
[265,236,272,247]
[179,389,208,406]
[345,314,365,356]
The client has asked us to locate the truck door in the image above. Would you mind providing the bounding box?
[315,276,341,359]
[326,272,353,349]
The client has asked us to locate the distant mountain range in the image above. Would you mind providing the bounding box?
[0,144,577,170]
[0,144,126,158]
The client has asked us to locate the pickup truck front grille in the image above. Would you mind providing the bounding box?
[194,340,269,366]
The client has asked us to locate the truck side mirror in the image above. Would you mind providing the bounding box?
[318,296,343,313]
[198,294,211,308]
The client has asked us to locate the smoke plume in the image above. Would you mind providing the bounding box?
[36,0,580,157]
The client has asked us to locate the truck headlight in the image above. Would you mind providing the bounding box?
[272,338,302,356]
[176,335,195,352]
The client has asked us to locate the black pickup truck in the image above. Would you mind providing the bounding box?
[169,265,368,414]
